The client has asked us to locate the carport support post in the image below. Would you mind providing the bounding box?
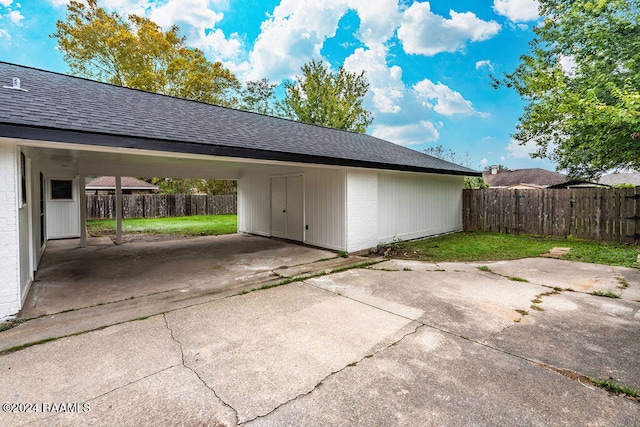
[115,175,122,245]
[79,174,87,248]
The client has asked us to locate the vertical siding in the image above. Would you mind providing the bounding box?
[237,170,271,236]
[378,172,464,242]
[304,169,345,250]
[0,141,20,319]
[346,170,379,252]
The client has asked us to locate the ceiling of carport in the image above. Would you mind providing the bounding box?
[19,141,314,180]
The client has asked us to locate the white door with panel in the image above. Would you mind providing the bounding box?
[271,175,303,241]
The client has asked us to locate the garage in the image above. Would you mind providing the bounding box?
[0,62,478,320]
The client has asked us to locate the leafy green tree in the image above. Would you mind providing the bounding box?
[495,0,640,178]
[279,59,373,133]
[240,78,277,115]
[52,0,240,106]
[464,177,489,190]
[142,178,236,195]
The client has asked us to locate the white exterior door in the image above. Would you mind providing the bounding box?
[271,177,287,239]
[271,175,303,241]
[46,177,80,239]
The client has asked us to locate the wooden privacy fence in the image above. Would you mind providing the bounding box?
[87,194,237,220]
[463,188,640,244]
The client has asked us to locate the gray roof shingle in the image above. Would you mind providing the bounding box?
[0,62,479,176]
[482,168,567,187]
[86,176,159,189]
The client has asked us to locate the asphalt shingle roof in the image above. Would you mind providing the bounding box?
[0,62,479,176]
[599,173,640,186]
[482,168,567,187]
[86,176,159,189]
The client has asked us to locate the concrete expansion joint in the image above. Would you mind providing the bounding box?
[242,322,425,425]
[162,314,239,425]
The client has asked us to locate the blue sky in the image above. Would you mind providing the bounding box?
[0,0,556,172]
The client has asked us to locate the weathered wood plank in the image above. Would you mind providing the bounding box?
[86,194,237,220]
[461,188,637,245]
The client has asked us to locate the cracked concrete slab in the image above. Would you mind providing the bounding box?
[486,258,633,297]
[164,282,416,423]
[370,259,487,274]
[486,290,640,391]
[31,366,236,427]
[613,266,640,301]
[1,249,639,426]
[246,327,640,426]
[307,268,545,341]
[0,316,181,426]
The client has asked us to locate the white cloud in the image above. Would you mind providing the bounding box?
[246,0,401,82]
[371,121,440,146]
[480,158,489,167]
[397,2,500,56]
[475,59,494,71]
[0,0,13,7]
[247,0,349,81]
[347,0,401,45]
[150,0,225,29]
[493,0,539,23]
[8,10,22,25]
[0,28,10,39]
[47,0,70,6]
[413,78,477,116]
[343,44,405,114]
[506,138,539,159]
[149,0,243,63]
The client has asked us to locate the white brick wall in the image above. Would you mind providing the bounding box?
[0,141,20,320]
[346,170,378,252]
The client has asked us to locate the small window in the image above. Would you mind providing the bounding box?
[51,180,73,200]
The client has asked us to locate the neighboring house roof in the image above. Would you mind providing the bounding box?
[86,176,158,190]
[504,183,547,190]
[482,168,567,188]
[599,172,640,186]
[547,180,609,189]
[0,62,480,177]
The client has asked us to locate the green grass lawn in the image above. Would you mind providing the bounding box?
[385,231,639,268]
[87,214,237,237]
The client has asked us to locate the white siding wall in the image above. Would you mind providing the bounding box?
[0,142,20,319]
[304,168,345,250]
[378,172,464,243]
[237,170,271,236]
[239,167,347,251]
[346,170,378,252]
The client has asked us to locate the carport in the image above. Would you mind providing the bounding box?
[19,233,340,318]
[0,62,479,320]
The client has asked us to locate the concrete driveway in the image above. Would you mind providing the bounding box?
[1,238,639,426]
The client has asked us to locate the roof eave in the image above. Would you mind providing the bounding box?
[0,123,482,177]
